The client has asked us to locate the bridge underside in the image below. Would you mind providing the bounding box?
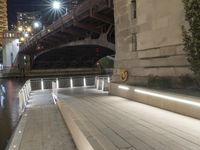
[33,45,114,69]
[18,0,114,70]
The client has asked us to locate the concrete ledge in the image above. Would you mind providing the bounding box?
[57,100,94,150]
[109,83,200,120]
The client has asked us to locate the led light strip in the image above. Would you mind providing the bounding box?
[70,78,73,88]
[118,85,130,90]
[134,89,200,107]
[41,79,44,90]
[83,77,87,87]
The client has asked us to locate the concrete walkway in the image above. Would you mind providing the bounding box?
[56,87,200,150]
[8,90,77,150]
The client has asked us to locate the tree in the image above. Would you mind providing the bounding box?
[182,0,200,76]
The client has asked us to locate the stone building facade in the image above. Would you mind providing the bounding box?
[0,0,8,47]
[112,0,192,87]
[2,31,20,68]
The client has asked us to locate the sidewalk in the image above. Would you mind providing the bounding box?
[8,90,77,150]
[57,87,200,150]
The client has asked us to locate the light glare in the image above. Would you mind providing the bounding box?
[27,27,32,32]
[24,33,29,38]
[52,1,61,10]
[18,26,23,32]
[34,22,40,28]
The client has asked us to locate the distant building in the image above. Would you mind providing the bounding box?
[112,0,191,87]
[0,0,8,47]
[17,11,41,29]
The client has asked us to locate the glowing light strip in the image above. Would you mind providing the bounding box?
[70,78,73,88]
[83,77,87,87]
[134,89,200,107]
[41,79,44,90]
[56,78,59,89]
[102,80,105,91]
[96,79,99,89]
[118,85,130,90]
[107,77,110,83]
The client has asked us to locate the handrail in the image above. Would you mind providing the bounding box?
[18,75,111,115]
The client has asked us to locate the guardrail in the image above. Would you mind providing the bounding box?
[18,75,110,115]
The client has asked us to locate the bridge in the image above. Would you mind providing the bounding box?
[18,0,115,70]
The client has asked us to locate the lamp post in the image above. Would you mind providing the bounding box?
[52,1,61,10]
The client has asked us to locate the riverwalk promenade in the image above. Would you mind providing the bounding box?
[8,90,77,150]
[8,85,200,150]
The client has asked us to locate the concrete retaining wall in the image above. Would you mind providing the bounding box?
[110,83,200,119]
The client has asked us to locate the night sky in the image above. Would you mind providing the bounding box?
[8,0,43,28]
[7,0,67,29]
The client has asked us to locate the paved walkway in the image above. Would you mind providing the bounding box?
[57,87,200,150]
[8,90,77,150]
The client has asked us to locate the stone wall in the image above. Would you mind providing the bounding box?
[3,39,20,68]
[113,0,193,87]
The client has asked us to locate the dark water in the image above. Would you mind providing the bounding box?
[0,79,24,150]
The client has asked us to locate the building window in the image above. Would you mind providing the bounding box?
[132,0,137,19]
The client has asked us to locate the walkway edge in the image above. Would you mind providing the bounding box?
[57,100,94,150]
[6,113,28,150]
[110,83,200,120]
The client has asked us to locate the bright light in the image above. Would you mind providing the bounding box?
[34,22,40,28]
[27,27,32,32]
[52,1,61,10]
[24,33,29,38]
[102,80,105,91]
[96,78,99,89]
[107,77,110,83]
[18,26,23,32]
[70,78,73,88]
[20,37,25,42]
[118,85,130,90]
[56,78,59,89]
[83,77,86,87]
[134,89,200,107]
[41,79,44,90]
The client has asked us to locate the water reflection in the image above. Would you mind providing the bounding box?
[0,96,5,108]
[0,79,24,150]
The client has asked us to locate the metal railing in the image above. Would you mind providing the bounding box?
[18,75,111,115]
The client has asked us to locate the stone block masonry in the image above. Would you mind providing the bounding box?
[113,0,192,87]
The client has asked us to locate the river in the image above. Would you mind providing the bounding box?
[0,79,24,150]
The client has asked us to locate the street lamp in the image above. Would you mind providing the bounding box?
[18,26,23,32]
[24,33,29,38]
[33,22,40,28]
[52,1,61,10]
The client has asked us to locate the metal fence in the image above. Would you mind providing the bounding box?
[18,75,110,115]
